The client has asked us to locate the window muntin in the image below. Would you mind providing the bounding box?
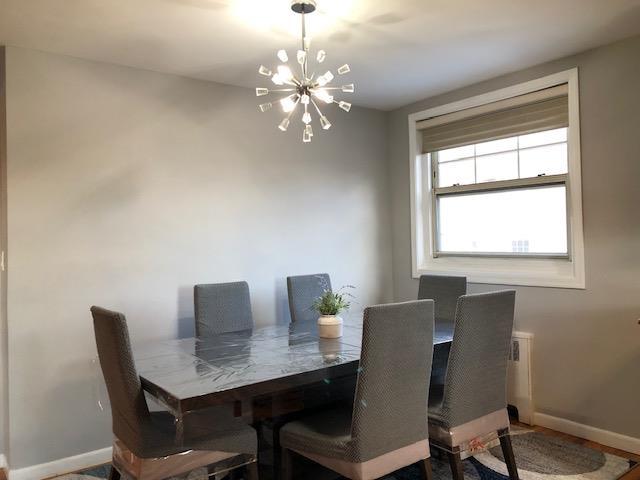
[431,127,569,258]
[435,127,568,188]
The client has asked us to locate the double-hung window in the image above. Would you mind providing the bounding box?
[409,70,585,288]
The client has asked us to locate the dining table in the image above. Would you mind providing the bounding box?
[135,311,455,446]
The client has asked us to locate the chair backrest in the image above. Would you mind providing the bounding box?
[287,273,332,323]
[418,274,467,322]
[441,290,516,427]
[350,300,434,461]
[194,281,253,336]
[91,306,150,452]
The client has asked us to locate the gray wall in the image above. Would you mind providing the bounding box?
[3,46,393,468]
[388,35,640,438]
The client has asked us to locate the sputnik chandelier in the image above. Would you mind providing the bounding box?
[255,0,354,143]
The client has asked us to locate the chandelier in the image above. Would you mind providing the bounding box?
[255,0,354,143]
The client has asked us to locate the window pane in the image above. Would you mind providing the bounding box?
[519,143,568,178]
[438,159,475,187]
[476,151,518,183]
[437,185,568,254]
[475,137,518,155]
[438,145,474,162]
[519,127,567,148]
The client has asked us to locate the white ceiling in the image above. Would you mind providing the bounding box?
[2,0,640,110]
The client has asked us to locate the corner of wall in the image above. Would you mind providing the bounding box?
[382,109,397,302]
[0,45,9,465]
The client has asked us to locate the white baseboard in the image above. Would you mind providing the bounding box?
[8,447,111,480]
[0,453,7,471]
[533,412,640,455]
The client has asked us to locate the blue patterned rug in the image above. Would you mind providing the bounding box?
[56,428,635,480]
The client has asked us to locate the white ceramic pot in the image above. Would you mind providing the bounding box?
[317,315,343,338]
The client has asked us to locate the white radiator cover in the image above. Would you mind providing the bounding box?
[507,331,534,424]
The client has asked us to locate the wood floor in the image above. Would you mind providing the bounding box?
[620,465,640,480]
[513,421,640,480]
[513,421,640,464]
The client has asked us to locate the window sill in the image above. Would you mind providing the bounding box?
[413,254,585,289]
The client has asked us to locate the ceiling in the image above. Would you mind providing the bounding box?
[1,0,640,110]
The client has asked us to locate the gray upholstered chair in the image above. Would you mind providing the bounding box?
[418,274,467,322]
[418,274,467,388]
[287,273,332,323]
[194,281,253,336]
[91,306,258,480]
[279,300,435,480]
[427,291,518,480]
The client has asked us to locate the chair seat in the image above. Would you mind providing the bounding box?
[427,408,510,450]
[280,406,430,480]
[138,407,257,459]
[113,436,246,480]
[280,405,354,461]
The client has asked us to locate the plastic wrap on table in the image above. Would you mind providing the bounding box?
[112,437,256,480]
[134,318,367,404]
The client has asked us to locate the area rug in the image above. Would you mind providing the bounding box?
[54,428,635,480]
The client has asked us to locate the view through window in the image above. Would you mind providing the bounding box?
[432,127,569,256]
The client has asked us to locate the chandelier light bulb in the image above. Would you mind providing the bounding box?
[277,65,293,82]
[314,89,333,104]
[303,124,313,142]
[258,65,272,76]
[255,1,354,143]
[280,96,298,113]
[320,116,332,130]
[277,50,288,62]
[278,118,290,131]
[338,101,352,112]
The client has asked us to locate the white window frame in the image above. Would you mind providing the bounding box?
[408,68,585,289]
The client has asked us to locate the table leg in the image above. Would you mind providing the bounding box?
[175,411,185,445]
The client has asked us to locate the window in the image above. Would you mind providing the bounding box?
[432,127,569,257]
[408,69,585,288]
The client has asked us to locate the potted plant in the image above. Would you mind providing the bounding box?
[312,285,354,338]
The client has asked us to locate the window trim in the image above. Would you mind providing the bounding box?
[408,68,585,289]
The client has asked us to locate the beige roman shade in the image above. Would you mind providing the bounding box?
[418,84,568,154]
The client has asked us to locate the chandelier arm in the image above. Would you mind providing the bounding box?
[310,97,324,117]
